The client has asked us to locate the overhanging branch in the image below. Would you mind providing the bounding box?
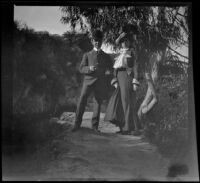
[168,46,189,60]
[165,59,189,65]
[177,12,187,18]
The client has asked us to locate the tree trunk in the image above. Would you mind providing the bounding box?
[150,49,166,83]
[137,50,164,118]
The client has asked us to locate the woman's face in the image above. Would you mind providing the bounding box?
[121,39,130,48]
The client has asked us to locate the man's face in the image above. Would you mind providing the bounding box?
[92,38,102,49]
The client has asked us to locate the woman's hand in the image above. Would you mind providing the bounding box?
[133,84,138,91]
[120,32,127,38]
[132,78,140,91]
[114,83,118,89]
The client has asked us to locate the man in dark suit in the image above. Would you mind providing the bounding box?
[71,29,113,132]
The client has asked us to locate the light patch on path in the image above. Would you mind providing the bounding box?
[45,112,170,181]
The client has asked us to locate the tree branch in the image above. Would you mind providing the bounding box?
[177,37,188,45]
[167,46,189,60]
[166,59,189,65]
[174,16,189,35]
[177,12,187,18]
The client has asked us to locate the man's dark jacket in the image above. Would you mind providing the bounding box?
[79,49,113,91]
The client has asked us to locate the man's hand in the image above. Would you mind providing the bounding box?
[105,70,111,75]
[89,66,96,72]
[133,84,138,91]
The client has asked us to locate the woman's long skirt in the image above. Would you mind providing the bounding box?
[104,70,137,131]
[104,86,125,128]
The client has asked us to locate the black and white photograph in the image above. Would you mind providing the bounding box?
[1,1,198,181]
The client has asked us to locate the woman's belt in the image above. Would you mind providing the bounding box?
[116,67,126,71]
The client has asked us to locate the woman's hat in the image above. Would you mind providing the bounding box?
[122,24,139,35]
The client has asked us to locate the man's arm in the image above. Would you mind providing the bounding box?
[106,54,114,72]
[133,58,138,80]
[131,49,140,90]
[106,54,118,88]
[79,53,92,74]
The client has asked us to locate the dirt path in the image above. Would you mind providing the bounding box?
[3,112,172,181]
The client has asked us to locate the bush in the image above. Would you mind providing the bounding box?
[139,74,188,158]
[13,21,85,116]
[2,113,70,155]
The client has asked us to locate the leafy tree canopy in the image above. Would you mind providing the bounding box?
[60,6,188,55]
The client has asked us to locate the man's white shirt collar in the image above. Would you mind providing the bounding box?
[93,47,101,52]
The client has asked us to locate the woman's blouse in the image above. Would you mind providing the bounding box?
[113,48,133,69]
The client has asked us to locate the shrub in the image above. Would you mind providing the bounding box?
[140,74,188,158]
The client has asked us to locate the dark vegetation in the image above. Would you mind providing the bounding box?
[3,21,113,155]
[137,73,188,158]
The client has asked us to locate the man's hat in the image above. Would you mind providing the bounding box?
[91,29,103,40]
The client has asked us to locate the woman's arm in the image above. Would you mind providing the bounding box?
[131,49,140,91]
[115,32,127,45]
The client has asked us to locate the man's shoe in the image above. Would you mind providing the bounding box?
[71,126,80,132]
[92,128,100,133]
[116,130,123,134]
[130,130,141,136]
[116,126,123,134]
[121,131,130,135]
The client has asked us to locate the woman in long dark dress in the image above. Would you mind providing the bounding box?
[104,27,141,135]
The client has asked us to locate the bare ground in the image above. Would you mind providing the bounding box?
[2,112,198,181]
